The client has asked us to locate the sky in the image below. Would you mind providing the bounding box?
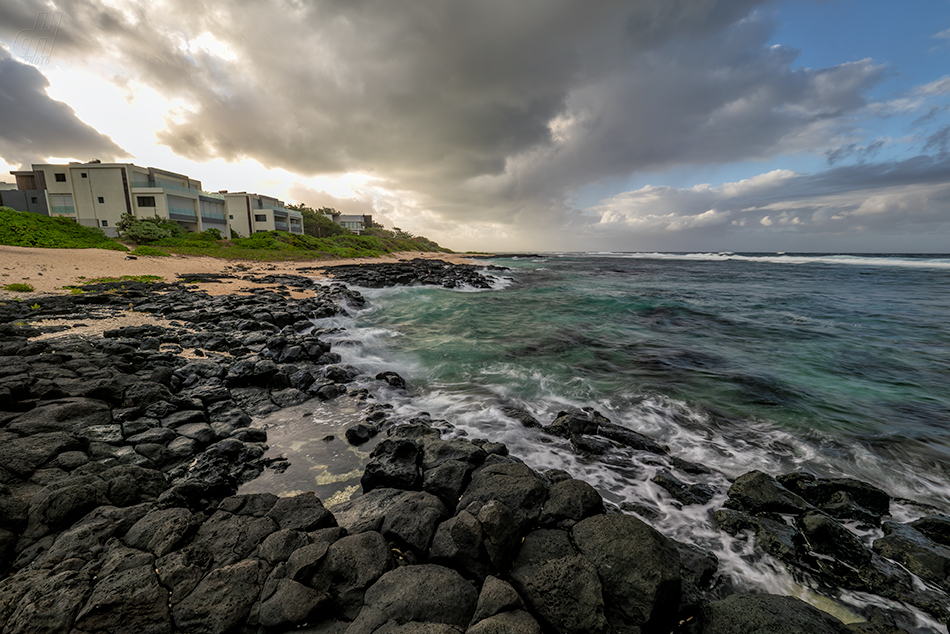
[0,0,948,253]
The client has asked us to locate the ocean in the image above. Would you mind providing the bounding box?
[242,252,950,626]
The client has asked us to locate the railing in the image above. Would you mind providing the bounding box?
[274,221,289,232]
[201,215,226,225]
[50,205,76,215]
[168,207,197,219]
[200,208,225,220]
[132,179,224,200]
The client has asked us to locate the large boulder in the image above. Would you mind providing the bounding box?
[458,462,548,535]
[346,564,479,634]
[509,529,608,634]
[362,439,422,492]
[698,593,852,634]
[172,559,266,634]
[538,478,604,529]
[873,521,950,593]
[332,488,448,557]
[725,471,811,515]
[571,514,682,634]
[73,565,171,634]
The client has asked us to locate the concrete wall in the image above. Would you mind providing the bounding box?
[0,189,49,215]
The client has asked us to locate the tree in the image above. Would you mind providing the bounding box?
[285,203,351,238]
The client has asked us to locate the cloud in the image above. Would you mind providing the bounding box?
[0,46,128,168]
[583,156,950,251]
[0,1,889,228]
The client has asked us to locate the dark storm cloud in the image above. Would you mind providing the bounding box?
[0,46,127,167]
[4,0,944,251]
[0,2,876,209]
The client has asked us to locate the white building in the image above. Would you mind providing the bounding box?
[13,161,228,237]
[223,192,303,237]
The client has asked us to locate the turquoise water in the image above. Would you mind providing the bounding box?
[350,254,950,479]
[260,252,950,625]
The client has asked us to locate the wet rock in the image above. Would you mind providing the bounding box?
[699,593,853,634]
[124,507,200,557]
[362,438,423,492]
[422,438,488,470]
[424,459,474,508]
[798,510,873,568]
[258,578,328,629]
[538,478,604,529]
[430,510,487,580]
[376,370,407,390]
[7,397,112,435]
[725,470,812,515]
[510,529,609,634]
[346,564,479,634]
[458,462,548,535]
[471,575,526,623]
[268,492,336,532]
[333,488,447,556]
[172,558,266,634]
[652,469,715,506]
[1,569,91,634]
[873,521,950,593]
[73,564,171,634]
[346,423,379,446]
[189,510,279,567]
[321,530,394,620]
[467,610,541,634]
[909,515,950,546]
[778,473,890,520]
[0,432,84,477]
[259,529,311,564]
[500,406,542,429]
[572,514,681,633]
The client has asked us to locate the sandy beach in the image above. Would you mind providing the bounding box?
[0,245,477,299]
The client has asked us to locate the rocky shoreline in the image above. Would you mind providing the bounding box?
[1,260,948,634]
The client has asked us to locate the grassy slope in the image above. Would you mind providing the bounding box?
[0,207,452,261]
[0,207,128,250]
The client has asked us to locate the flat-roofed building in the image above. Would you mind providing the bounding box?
[223,192,303,237]
[14,161,228,237]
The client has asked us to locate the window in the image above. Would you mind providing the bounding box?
[254,214,267,222]
[101,220,108,227]
[229,215,233,219]
[137,196,156,207]
[81,173,88,178]
[31,197,37,203]
[97,196,105,203]
[55,173,66,182]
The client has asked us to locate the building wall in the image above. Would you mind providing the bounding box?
[0,189,49,215]
[70,165,129,235]
[224,195,252,238]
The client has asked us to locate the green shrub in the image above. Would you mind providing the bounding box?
[116,213,183,244]
[3,283,34,292]
[0,207,128,250]
[132,245,170,257]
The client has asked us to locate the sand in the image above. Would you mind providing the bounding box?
[0,245,478,299]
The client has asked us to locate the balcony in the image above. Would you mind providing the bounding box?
[168,206,198,221]
[132,179,224,200]
[50,205,76,215]
[274,221,289,232]
[201,214,226,225]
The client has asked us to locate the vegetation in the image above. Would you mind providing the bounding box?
[132,245,170,257]
[0,205,450,262]
[285,204,350,238]
[2,283,34,292]
[116,213,182,243]
[0,207,128,251]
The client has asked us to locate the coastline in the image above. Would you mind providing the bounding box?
[0,244,479,299]
[0,256,947,633]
